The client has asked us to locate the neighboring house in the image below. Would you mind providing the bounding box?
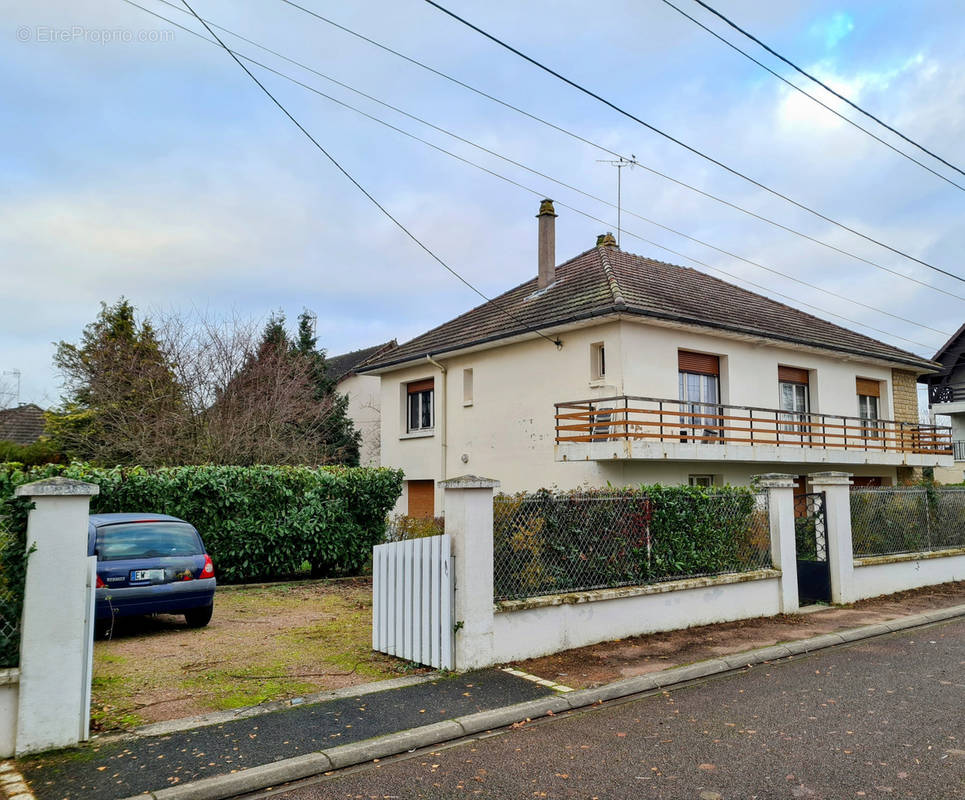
[328,341,397,467]
[922,323,965,483]
[360,201,951,517]
[0,403,46,445]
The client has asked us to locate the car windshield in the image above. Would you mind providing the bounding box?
[95,522,203,561]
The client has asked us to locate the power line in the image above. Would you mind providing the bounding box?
[690,0,965,181]
[126,1,940,352]
[173,0,561,349]
[132,0,961,332]
[658,0,965,192]
[271,0,963,300]
[423,0,965,284]
[124,0,965,349]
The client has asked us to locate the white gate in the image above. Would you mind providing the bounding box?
[372,534,454,670]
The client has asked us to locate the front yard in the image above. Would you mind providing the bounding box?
[92,577,424,732]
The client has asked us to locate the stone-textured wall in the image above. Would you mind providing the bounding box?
[891,369,919,424]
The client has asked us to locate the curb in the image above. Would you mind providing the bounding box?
[110,602,965,800]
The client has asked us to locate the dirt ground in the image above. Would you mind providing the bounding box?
[91,577,425,732]
[511,581,965,689]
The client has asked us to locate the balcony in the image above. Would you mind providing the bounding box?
[555,396,953,468]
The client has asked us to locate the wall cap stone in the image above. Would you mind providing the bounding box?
[14,477,100,497]
[439,475,500,490]
[751,473,797,489]
[808,471,853,486]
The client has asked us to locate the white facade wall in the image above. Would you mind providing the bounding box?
[0,671,18,757]
[852,551,965,600]
[380,318,913,509]
[492,574,781,662]
[338,373,383,467]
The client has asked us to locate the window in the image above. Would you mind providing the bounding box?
[688,474,714,488]
[463,368,473,406]
[406,379,434,432]
[590,342,606,380]
[778,366,810,442]
[678,351,721,441]
[856,378,881,439]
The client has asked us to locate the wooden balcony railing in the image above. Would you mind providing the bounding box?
[555,396,953,456]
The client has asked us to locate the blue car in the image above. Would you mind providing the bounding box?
[90,513,216,633]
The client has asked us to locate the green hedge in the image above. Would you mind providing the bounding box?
[0,463,403,584]
[493,485,770,601]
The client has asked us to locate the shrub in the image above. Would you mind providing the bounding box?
[0,463,403,584]
[493,485,769,600]
[385,515,445,542]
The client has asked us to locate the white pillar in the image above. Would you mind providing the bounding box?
[808,471,855,605]
[440,475,498,671]
[14,477,99,755]
[752,473,799,613]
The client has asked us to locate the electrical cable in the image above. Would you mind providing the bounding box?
[127,1,940,353]
[133,0,960,332]
[690,0,965,180]
[423,0,964,283]
[658,0,965,192]
[271,0,963,300]
[174,0,562,348]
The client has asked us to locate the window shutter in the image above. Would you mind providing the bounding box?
[678,351,719,376]
[407,378,434,394]
[856,378,880,398]
[778,366,809,385]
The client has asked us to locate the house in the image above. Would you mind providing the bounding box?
[922,323,965,483]
[328,341,397,467]
[360,201,952,517]
[0,403,46,446]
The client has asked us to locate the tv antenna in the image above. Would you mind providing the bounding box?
[1,369,21,406]
[596,155,636,246]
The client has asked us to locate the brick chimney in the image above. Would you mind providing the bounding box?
[537,199,557,289]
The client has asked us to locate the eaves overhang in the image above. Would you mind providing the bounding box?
[359,304,939,375]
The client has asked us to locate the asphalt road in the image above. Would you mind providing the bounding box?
[272,619,965,800]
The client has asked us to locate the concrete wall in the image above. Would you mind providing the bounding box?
[338,372,383,467]
[379,317,915,503]
[491,573,782,662]
[852,550,965,600]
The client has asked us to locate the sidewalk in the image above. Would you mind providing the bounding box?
[12,582,965,800]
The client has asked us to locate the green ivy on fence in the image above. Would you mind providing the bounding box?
[0,462,403,585]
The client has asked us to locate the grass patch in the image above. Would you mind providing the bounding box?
[90,577,423,731]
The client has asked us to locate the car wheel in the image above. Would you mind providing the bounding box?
[184,604,213,628]
[94,619,113,639]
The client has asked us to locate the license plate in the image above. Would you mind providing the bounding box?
[131,569,165,583]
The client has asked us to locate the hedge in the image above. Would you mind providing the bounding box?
[0,463,403,584]
[493,485,770,601]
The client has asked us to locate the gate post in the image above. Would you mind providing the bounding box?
[14,477,99,756]
[440,475,499,671]
[752,473,799,613]
[808,472,854,604]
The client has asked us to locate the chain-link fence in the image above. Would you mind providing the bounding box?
[851,487,965,558]
[0,524,27,668]
[493,489,771,602]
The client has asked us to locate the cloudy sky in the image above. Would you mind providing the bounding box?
[2,0,963,407]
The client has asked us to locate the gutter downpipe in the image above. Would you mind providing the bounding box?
[426,354,448,489]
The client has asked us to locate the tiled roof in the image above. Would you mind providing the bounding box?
[0,404,47,445]
[362,245,938,372]
[328,340,397,382]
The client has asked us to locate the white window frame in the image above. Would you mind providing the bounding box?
[590,342,606,381]
[688,474,715,488]
[406,385,434,433]
[858,393,881,439]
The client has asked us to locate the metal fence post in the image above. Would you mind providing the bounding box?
[808,472,855,604]
[440,475,499,671]
[752,473,798,613]
[13,477,99,756]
